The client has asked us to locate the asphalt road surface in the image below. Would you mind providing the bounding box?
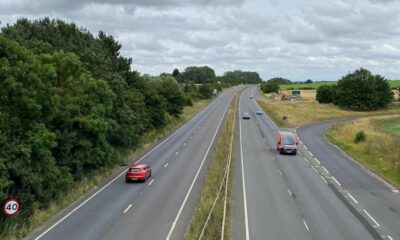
[233,87,380,240]
[298,120,400,239]
[26,86,242,240]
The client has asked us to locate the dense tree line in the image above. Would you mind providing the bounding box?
[266,77,292,85]
[316,68,393,110]
[260,82,280,93]
[0,18,221,235]
[220,70,263,85]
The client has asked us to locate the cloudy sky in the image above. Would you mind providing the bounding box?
[1,0,400,81]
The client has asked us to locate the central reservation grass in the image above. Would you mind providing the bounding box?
[185,92,238,240]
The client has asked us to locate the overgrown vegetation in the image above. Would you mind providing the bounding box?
[316,68,393,110]
[326,116,400,188]
[0,17,250,238]
[185,91,238,240]
[260,82,280,93]
[267,77,292,85]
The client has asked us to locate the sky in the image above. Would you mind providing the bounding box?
[1,0,400,81]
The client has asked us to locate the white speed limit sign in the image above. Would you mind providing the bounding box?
[3,198,20,217]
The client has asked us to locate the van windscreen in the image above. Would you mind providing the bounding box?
[282,135,295,145]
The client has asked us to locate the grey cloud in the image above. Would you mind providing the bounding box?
[2,0,400,81]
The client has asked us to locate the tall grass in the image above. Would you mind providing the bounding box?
[5,98,214,240]
[185,93,238,240]
[326,116,400,188]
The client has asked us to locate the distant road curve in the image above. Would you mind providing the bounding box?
[297,119,400,239]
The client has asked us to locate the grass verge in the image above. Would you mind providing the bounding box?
[326,115,400,189]
[257,89,400,128]
[6,98,214,240]
[185,92,239,240]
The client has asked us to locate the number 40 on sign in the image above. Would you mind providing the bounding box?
[2,198,20,217]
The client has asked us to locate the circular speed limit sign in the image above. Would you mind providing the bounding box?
[3,198,20,217]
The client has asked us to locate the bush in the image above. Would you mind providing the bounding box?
[316,85,337,104]
[198,84,213,99]
[260,82,280,93]
[354,131,366,143]
[335,68,393,110]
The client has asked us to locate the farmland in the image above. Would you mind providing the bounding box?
[257,90,400,128]
[279,80,400,90]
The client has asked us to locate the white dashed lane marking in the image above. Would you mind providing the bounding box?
[331,176,342,186]
[321,176,328,184]
[303,220,309,231]
[363,210,380,227]
[345,190,359,204]
[123,204,132,214]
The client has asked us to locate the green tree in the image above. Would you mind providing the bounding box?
[157,76,186,116]
[260,82,280,93]
[267,77,292,85]
[179,66,216,83]
[335,68,393,110]
[198,84,214,99]
[316,85,337,104]
[172,68,179,77]
[221,70,262,85]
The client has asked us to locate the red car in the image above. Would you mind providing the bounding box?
[125,164,152,182]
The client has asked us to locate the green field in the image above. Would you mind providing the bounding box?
[279,80,400,90]
[373,116,400,135]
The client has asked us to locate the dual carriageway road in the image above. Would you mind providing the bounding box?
[27,86,399,240]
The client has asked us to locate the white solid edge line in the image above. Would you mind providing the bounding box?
[345,190,358,204]
[34,93,217,240]
[148,179,154,186]
[165,94,232,240]
[239,93,250,240]
[123,204,133,214]
[303,220,310,231]
[321,176,328,184]
[331,176,342,186]
[363,209,380,227]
